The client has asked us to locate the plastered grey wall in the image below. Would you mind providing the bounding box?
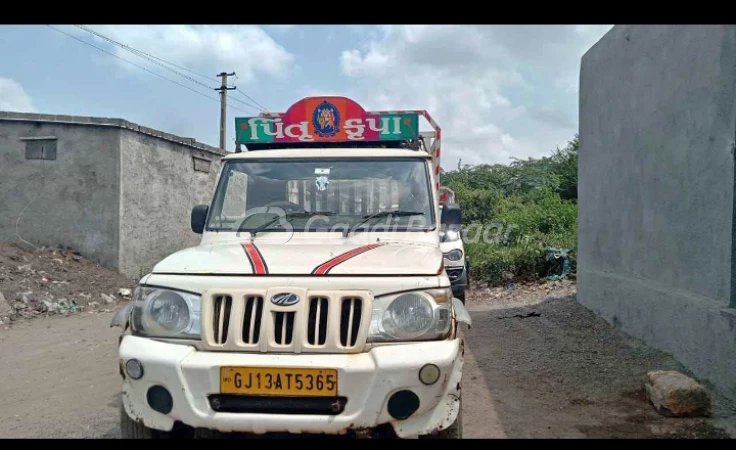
[579,25,736,399]
[0,117,120,268]
[118,130,222,278]
[0,112,225,279]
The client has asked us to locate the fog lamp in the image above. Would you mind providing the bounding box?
[125,359,144,380]
[418,363,440,385]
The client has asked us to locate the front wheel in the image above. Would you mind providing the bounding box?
[120,405,170,439]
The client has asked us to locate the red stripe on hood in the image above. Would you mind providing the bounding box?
[242,242,268,275]
[311,243,384,276]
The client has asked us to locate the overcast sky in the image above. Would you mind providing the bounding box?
[0,25,612,169]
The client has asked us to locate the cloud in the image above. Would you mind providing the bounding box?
[0,78,35,112]
[338,25,611,168]
[298,85,345,98]
[67,25,295,89]
[268,25,296,32]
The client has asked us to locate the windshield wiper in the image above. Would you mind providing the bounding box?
[343,210,426,237]
[245,211,335,239]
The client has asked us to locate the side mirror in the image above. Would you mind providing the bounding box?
[460,229,468,241]
[191,205,209,234]
[440,203,462,227]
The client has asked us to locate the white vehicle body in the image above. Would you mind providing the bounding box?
[440,235,465,269]
[439,188,468,302]
[113,98,470,439]
[440,235,466,268]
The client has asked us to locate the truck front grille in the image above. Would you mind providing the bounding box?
[201,289,372,354]
[273,311,295,346]
[242,296,264,344]
[446,267,464,282]
[213,295,232,344]
[307,297,329,346]
[340,298,362,347]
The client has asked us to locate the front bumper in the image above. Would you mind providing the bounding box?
[445,266,468,295]
[119,336,463,437]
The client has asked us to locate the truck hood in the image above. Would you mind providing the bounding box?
[152,240,443,276]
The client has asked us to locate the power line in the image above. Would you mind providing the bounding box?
[231,74,269,111]
[75,24,217,85]
[75,25,267,113]
[46,25,255,115]
[74,25,217,90]
[229,89,264,112]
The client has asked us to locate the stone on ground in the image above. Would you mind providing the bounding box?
[645,370,711,417]
[0,291,12,317]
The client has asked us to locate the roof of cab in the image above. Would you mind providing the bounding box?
[222,148,433,160]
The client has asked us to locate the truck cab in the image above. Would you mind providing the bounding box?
[111,96,470,439]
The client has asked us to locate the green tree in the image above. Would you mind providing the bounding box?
[549,134,578,201]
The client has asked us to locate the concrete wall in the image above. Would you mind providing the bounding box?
[118,129,222,278]
[0,112,225,279]
[0,115,121,268]
[579,25,736,399]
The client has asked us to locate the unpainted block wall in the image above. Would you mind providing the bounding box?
[0,112,225,279]
[118,129,221,278]
[0,119,121,268]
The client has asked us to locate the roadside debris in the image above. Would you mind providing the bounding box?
[0,243,136,325]
[645,370,712,417]
[17,291,32,304]
[545,247,571,282]
[498,311,541,320]
[0,291,12,321]
[466,278,576,311]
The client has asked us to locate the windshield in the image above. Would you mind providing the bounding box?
[206,157,435,233]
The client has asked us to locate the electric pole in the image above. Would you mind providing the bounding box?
[215,72,236,151]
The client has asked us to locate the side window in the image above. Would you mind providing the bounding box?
[192,156,211,173]
[24,138,57,160]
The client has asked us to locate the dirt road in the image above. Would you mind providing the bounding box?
[0,311,121,438]
[0,295,733,439]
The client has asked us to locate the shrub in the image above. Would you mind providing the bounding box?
[442,135,579,286]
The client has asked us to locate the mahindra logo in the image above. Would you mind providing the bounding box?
[270,292,300,306]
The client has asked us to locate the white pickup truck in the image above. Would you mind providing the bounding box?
[111,96,471,439]
[439,187,469,303]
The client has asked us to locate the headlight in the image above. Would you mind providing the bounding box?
[368,288,452,342]
[131,286,201,338]
[441,229,461,242]
[444,248,463,261]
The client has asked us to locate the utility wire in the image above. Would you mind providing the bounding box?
[229,89,264,112]
[75,25,217,85]
[74,25,216,90]
[231,74,268,111]
[46,25,255,114]
[75,25,266,113]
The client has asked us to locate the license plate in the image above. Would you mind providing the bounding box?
[220,367,338,397]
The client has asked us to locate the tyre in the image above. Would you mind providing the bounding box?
[419,399,463,439]
[455,289,466,304]
[120,405,169,439]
